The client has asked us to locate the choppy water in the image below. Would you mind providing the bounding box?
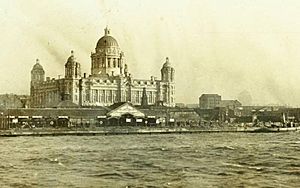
[0,132,299,188]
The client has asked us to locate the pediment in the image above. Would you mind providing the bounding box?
[108,103,145,117]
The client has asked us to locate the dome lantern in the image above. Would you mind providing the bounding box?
[104,26,110,36]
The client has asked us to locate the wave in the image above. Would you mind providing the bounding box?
[214,145,236,150]
[222,162,264,171]
[90,172,124,179]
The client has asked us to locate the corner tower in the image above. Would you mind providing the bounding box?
[31,59,45,85]
[65,50,81,79]
[30,59,45,107]
[64,51,81,104]
[161,57,175,82]
[91,27,125,77]
[160,57,175,107]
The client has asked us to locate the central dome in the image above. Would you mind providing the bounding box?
[96,27,119,49]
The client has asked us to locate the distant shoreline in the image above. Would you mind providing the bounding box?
[0,127,298,137]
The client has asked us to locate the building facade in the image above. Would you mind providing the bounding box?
[199,94,221,109]
[219,100,242,110]
[30,27,175,108]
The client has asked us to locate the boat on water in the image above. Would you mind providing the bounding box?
[250,127,299,133]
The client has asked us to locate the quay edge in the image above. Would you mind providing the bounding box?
[0,127,298,137]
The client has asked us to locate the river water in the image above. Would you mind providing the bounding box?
[0,132,299,187]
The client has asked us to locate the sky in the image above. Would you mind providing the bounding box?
[1,0,300,105]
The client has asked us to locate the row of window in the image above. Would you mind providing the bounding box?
[92,57,121,69]
[85,89,117,103]
[133,80,155,85]
[65,68,80,77]
[83,90,158,104]
[32,91,60,105]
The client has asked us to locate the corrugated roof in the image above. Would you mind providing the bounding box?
[4,108,108,118]
[57,100,79,108]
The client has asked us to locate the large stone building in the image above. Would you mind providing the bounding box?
[30,27,175,108]
[199,94,221,109]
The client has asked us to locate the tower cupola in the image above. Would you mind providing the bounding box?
[31,58,45,84]
[65,50,81,79]
[161,57,175,82]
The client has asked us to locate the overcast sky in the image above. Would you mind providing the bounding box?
[1,0,300,105]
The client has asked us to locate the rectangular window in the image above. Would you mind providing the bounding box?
[85,90,89,102]
[108,58,111,68]
[102,57,105,67]
[95,90,98,102]
[107,90,112,102]
[136,91,140,103]
[113,58,116,67]
[112,91,116,102]
[100,90,105,102]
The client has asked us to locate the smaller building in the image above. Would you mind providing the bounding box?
[195,107,230,123]
[0,102,207,129]
[0,94,30,109]
[219,100,242,110]
[199,94,221,109]
[186,104,198,108]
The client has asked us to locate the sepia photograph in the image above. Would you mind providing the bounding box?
[0,0,299,187]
